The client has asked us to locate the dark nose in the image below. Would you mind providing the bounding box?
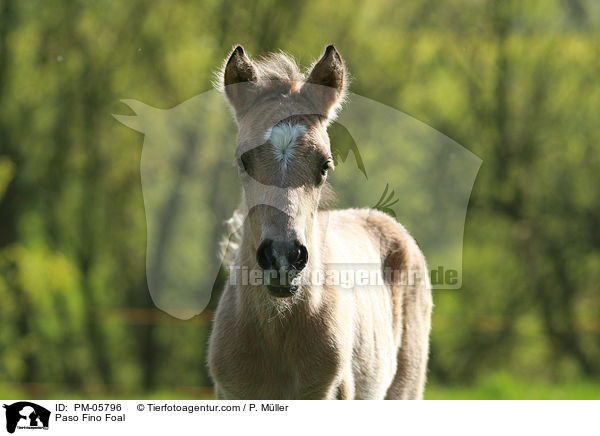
[256,239,308,271]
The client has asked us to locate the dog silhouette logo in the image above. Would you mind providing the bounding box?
[3,402,50,434]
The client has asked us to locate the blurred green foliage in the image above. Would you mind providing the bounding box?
[0,0,599,399]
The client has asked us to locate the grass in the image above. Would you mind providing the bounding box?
[2,374,599,400]
[425,372,600,400]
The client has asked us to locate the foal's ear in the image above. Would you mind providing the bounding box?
[222,45,258,118]
[303,45,347,121]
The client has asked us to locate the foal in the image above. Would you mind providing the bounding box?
[208,45,432,399]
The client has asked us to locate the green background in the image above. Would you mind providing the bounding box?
[1,0,599,399]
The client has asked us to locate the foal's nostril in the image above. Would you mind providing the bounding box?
[290,241,308,270]
[256,239,274,270]
[257,239,308,272]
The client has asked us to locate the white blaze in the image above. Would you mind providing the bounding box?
[264,122,307,169]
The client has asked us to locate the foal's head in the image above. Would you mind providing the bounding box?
[221,45,347,297]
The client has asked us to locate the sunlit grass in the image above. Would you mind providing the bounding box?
[425,373,600,400]
[2,374,599,400]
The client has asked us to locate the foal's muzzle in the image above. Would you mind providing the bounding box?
[256,239,308,297]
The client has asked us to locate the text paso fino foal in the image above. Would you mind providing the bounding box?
[208,45,433,399]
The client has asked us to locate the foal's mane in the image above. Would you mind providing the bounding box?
[215,51,307,94]
[252,52,306,85]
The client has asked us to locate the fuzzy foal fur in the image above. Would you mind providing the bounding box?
[208,45,432,399]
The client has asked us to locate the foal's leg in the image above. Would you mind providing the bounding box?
[214,384,227,400]
[385,282,432,400]
[335,365,355,400]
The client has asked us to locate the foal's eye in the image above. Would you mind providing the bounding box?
[320,160,333,177]
[237,156,247,173]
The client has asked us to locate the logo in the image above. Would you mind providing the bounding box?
[3,402,50,434]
